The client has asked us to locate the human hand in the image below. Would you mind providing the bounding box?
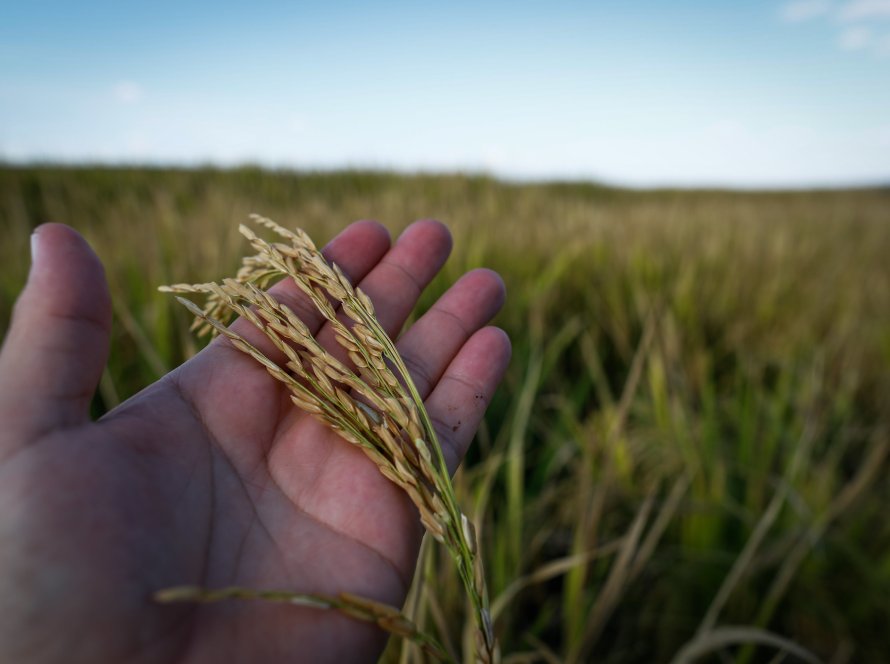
[0,220,510,663]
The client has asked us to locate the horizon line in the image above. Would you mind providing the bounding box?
[2,157,888,194]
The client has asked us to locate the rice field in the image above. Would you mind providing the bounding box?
[1,165,888,662]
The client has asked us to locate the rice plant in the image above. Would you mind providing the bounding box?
[158,216,495,663]
[1,165,888,662]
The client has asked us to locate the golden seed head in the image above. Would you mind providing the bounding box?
[162,216,496,661]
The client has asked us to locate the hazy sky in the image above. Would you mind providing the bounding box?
[2,1,889,187]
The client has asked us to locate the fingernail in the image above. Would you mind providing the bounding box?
[30,231,39,265]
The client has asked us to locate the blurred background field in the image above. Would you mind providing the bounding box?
[1,164,888,662]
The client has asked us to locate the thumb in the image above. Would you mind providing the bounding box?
[0,224,111,447]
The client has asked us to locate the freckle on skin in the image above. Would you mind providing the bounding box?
[452,420,461,432]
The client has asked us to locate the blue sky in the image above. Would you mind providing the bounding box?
[1,1,889,187]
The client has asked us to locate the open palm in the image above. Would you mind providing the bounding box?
[0,220,510,664]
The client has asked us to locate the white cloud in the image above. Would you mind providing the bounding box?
[838,25,873,48]
[781,0,833,22]
[112,81,143,104]
[838,0,890,21]
[783,0,890,58]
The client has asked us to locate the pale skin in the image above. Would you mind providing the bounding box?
[0,219,511,663]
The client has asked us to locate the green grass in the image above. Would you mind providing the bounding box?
[1,164,888,662]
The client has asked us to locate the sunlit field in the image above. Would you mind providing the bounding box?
[1,165,888,663]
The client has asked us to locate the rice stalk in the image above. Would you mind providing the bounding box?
[154,585,452,663]
[158,215,497,663]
